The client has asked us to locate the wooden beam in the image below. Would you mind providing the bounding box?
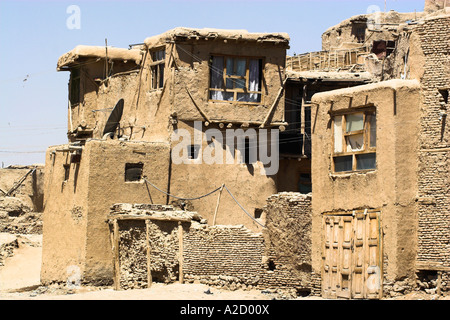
[212,184,225,226]
[261,77,288,128]
[178,222,184,284]
[146,220,152,288]
[108,214,191,223]
[113,219,121,290]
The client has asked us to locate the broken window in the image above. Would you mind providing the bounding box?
[209,55,263,103]
[351,23,366,43]
[69,67,81,105]
[125,163,144,182]
[150,49,165,90]
[332,110,376,173]
[372,40,396,59]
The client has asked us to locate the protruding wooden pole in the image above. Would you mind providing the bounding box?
[146,220,152,288]
[113,219,120,290]
[178,222,184,284]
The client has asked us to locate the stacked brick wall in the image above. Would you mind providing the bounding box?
[416,15,450,291]
[415,15,450,282]
[112,193,313,296]
[183,192,312,296]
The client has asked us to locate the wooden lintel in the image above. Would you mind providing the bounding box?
[109,214,191,223]
[416,263,450,272]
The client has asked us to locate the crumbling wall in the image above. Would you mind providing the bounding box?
[0,165,44,212]
[261,193,311,294]
[112,192,312,297]
[414,15,450,292]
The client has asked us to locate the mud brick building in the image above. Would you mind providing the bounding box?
[40,0,450,299]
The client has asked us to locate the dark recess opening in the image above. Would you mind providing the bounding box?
[125,163,144,182]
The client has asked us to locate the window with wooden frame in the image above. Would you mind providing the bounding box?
[332,109,376,173]
[150,48,165,90]
[69,67,81,105]
[209,55,263,104]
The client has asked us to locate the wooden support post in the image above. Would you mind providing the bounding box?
[113,219,120,290]
[146,220,152,288]
[261,78,288,128]
[213,184,225,226]
[437,271,442,296]
[178,222,184,284]
[301,84,307,156]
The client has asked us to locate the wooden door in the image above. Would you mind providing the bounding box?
[322,210,382,299]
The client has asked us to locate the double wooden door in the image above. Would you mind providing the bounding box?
[322,210,382,299]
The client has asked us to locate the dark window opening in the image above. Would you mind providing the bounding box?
[254,208,263,219]
[244,139,251,164]
[125,163,144,182]
[372,40,396,59]
[187,145,201,160]
[268,259,276,271]
[64,164,70,181]
[334,156,353,173]
[439,89,449,104]
[351,24,366,43]
[69,68,81,105]
[298,173,312,194]
[150,49,165,90]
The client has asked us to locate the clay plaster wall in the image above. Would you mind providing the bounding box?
[167,41,286,123]
[0,165,44,212]
[41,140,170,284]
[311,80,421,293]
[321,11,424,52]
[67,60,141,141]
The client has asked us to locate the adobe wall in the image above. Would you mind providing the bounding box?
[68,60,141,141]
[41,144,91,284]
[169,40,287,123]
[113,193,312,297]
[411,15,450,285]
[167,120,279,233]
[311,80,421,296]
[321,11,424,51]
[41,140,171,285]
[0,165,44,212]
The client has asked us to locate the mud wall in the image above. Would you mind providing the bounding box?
[0,165,44,212]
[114,193,312,295]
[311,80,421,295]
[413,15,450,285]
[41,140,171,285]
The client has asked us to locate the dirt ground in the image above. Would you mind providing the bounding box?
[0,234,449,301]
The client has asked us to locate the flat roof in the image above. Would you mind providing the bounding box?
[144,27,290,48]
[57,45,142,70]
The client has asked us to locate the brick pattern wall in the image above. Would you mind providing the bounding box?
[112,193,313,296]
[416,16,450,277]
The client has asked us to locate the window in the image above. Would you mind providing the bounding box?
[332,110,376,173]
[187,145,201,160]
[150,49,165,90]
[209,55,262,103]
[69,68,81,105]
[63,164,70,181]
[298,173,312,194]
[125,163,144,182]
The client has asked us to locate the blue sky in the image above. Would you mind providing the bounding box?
[0,0,425,166]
